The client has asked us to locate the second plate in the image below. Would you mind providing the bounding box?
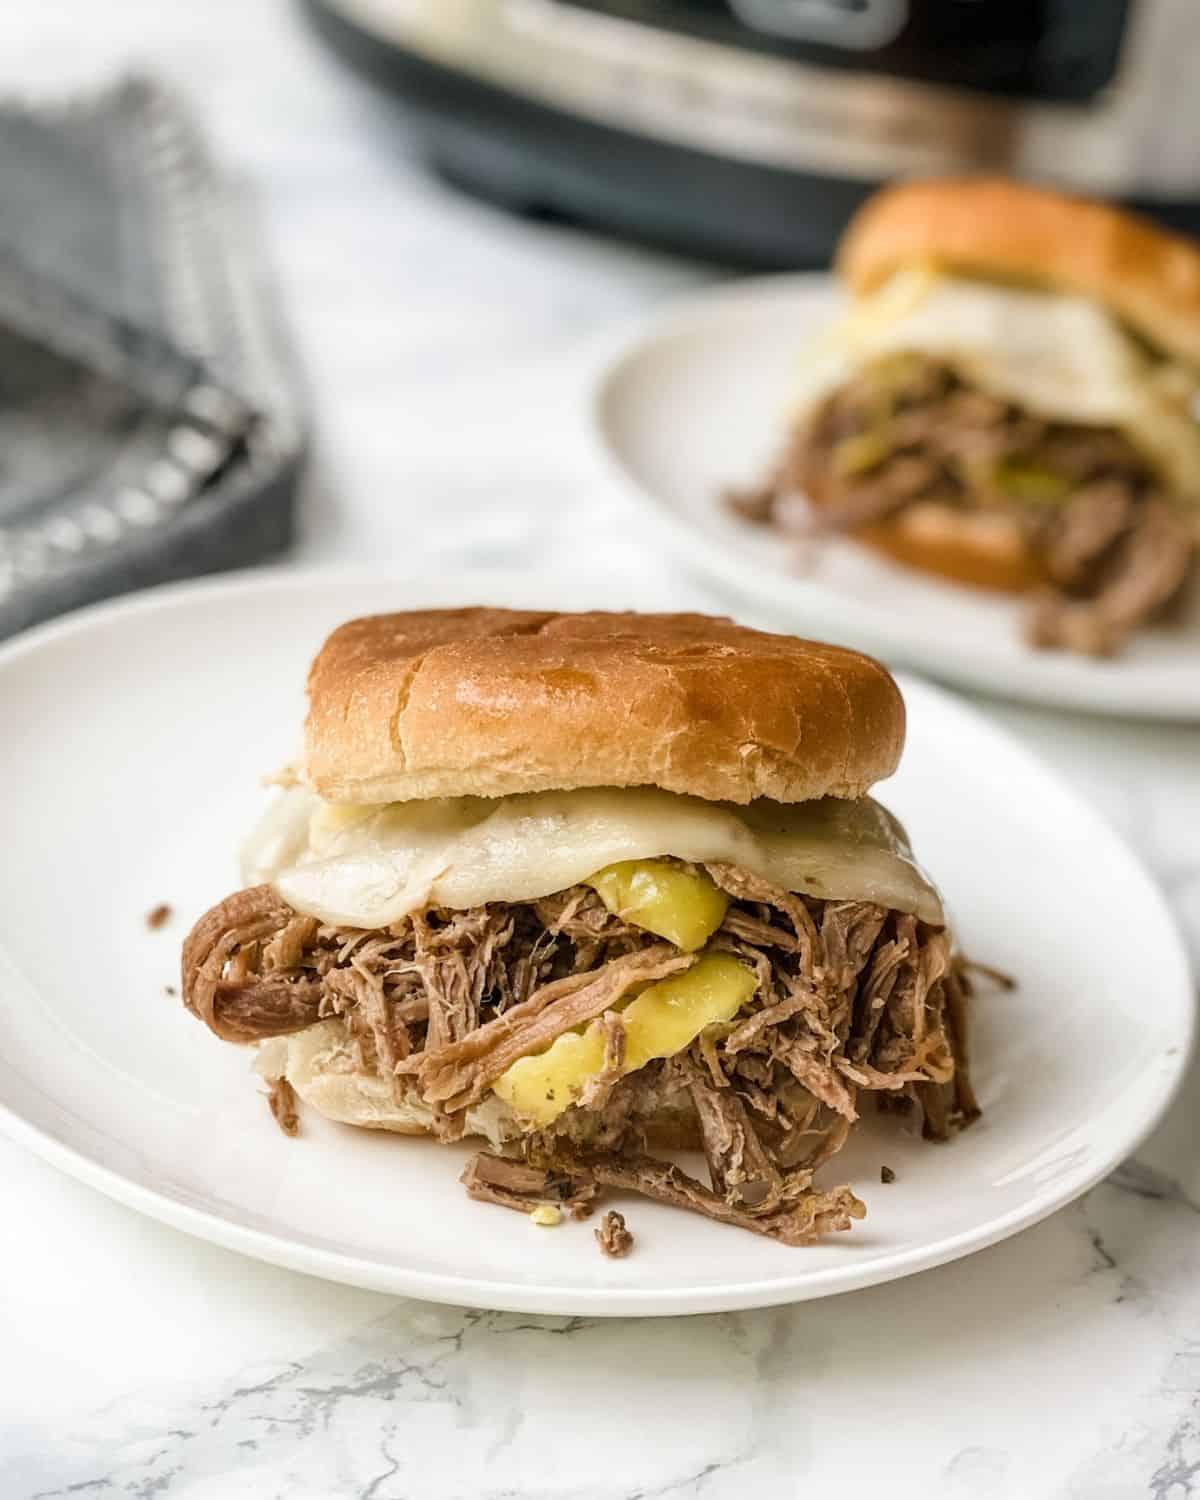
[593,274,1200,720]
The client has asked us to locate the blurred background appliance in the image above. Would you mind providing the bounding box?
[304,0,1200,265]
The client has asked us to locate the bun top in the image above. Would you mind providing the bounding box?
[837,177,1200,368]
[303,608,904,806]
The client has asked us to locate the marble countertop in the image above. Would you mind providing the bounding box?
[1,4,1198,1497]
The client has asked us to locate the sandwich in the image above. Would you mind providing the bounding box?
[731,178,1199,656]
[181,608,980,1245]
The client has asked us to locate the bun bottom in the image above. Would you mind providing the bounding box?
[255,1020,519,1145]
[817,496,1043,594]
[255,1020,702,1153]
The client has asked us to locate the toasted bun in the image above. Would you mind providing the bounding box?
[303,609,904,806]
[811,494,1043,594]
[257,1020,702,1151]
[837,178,1200,369]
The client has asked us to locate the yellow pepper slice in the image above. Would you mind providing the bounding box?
[492,953,757,1126]
[586,859,728,952]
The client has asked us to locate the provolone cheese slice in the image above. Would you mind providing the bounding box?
[792,268,1200,506]
[242,783,944,928]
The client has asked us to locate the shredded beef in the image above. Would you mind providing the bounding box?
[460,1152,598,1219]
[733,352,1196,656]
[595,1210,634,1258]
[266,1076,300,1137]
[1026,497,1194,656]
[724,480,778,524]
[584,1152,865,1246]
[1040,480,1137,588]
[577,1011,628,1111]
[182,886,326,1043]
[687,1064,783,1211]
[183,863,981,1244]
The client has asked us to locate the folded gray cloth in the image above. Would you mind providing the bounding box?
[0,76,305,638]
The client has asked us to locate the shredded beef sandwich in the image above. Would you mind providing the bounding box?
[732,179,1200,656]
[182,608,981,1244]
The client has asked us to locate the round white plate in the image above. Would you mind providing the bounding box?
[0,567,1191,1316]
[593,274,1200,720]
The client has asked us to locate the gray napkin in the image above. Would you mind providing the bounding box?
[0,76,305,639]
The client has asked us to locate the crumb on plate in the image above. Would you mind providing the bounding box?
[267,1076,300,1137]
[595,1210,634,1258]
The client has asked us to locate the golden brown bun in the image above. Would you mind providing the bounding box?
[304,608,904,806]
[256,1020,701,1151]
[810,493,1044,594]
[837,177,1200,368]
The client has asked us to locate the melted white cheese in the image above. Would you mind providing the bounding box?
[242,784,944,928]
[793,268,1200,505]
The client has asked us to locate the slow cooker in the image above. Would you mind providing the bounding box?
[304,0,1200,264]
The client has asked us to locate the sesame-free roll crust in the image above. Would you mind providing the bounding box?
[808,495,1045,595]
[303,608,904,806]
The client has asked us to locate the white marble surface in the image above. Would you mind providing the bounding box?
[1,4,1199,1497]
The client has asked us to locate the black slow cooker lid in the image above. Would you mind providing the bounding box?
[303,0,1199,269]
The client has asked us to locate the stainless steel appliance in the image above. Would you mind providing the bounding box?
[305,0,1200,264]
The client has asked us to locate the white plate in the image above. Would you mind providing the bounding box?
[593,274,1200,720]
[0,567,1191,1316]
